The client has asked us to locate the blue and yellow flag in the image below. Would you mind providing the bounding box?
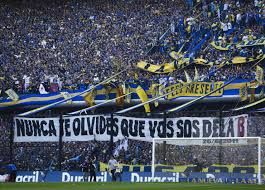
[137,53,264,74]
[210,37,265,51]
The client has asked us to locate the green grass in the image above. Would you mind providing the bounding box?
[0,182,264,190]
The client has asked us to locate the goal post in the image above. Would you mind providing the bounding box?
[152,137,263,185]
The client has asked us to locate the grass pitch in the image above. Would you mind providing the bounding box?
[0,182,264,190]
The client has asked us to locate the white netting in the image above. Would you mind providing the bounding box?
[152,137,263,184]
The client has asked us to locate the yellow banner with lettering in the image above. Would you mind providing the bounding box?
[163,82,224,100]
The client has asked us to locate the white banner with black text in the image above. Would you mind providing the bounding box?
[13,114,248,142]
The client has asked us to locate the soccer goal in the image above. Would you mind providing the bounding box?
[152,137,264,185]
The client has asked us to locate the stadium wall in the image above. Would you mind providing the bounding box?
[14,171,264,184]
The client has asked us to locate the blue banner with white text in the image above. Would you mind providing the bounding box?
[14,171,264,184]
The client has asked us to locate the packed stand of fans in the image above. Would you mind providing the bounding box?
[0,0,265,171]
[0,115,12,163]
[0,0,264,97]
[0,113,262,171]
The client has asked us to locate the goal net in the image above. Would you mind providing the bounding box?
[152,137,264,185]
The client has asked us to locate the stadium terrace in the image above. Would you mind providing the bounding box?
[0,0,264,189]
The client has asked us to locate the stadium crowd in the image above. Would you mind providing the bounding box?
[0,113,263,171]
[0,0,265,172]
[0,0,264,96]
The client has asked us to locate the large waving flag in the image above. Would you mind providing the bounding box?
[137,61,177,74]
[210,37,265,50]
[138,53,264,74]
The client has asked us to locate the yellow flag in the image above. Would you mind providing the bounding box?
[84,89,96,107]
[184,70,192,83]
[194,67,199,81]
[255,65,263,85]
[5,89,19,101]
[136,61,176,74]
[136,86,150,113]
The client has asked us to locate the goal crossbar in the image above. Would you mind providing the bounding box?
[151,137,262,185]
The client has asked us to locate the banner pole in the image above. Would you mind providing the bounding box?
[162,111,167,164]
[233,97,265,111]
[9,115,14,163]
[110,113,114,156]
[58,115,63,171]
[218,109,223,164]
[258,137,261,185]
[151,138,155,181]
